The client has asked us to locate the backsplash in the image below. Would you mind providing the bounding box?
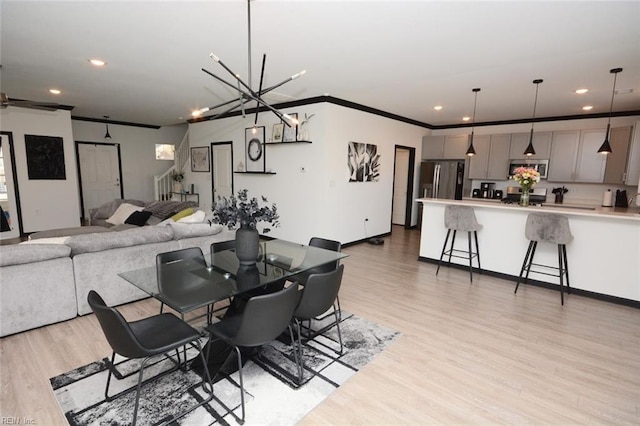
[470,179,640,206]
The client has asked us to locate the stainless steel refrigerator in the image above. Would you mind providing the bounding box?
[420,160,465,200]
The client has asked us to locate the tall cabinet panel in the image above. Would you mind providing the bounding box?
[509,132,551,159]
[467,135,491,179]
[624,122,640,186]
[575,129,607,182]
[422,135,469,159]
[548,131,580,182]
[603,126,632,184]
[487,134,512,180]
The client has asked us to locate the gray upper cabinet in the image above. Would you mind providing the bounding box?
[625,122,640,186]
[468,134,511,180]
[575,129,607,182]
[603,126,632,184]
[467,135,491,179]
[422,135,468,160]
[509,132,552,160]
[549,129,607,183]
[548,131,580,181]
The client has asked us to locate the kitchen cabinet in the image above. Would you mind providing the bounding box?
[509,132,552,159]
[548,131,580,182]
[548,129,607,183]
[574,129,607,182]
[422,135,468,159]
[624,121,640,186]
[603,126,632,184]
[467,134,511,180]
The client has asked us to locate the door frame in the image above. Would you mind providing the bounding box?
[392,145,416,229]
[0,131,24,237]
[210,141,234,203]
[75,141,124,223]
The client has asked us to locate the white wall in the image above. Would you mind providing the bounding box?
[71,121,187,201]
[0,108,81,233]
[188,103,426,245]
[431,116,640,205]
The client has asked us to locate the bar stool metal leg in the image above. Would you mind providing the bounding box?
[467,231,474,282]
[436,229,452,276]
[448,230,457,265]
[557,244,565,305]
[562,244,571,294]
[474,231,481,273]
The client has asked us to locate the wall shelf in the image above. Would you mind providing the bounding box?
[264,140,312,145]
[234,171,277,175]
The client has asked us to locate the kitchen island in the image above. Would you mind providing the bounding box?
[417,198,640,303]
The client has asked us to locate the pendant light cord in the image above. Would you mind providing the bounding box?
[606,69,620,126]
[530,79,542,131]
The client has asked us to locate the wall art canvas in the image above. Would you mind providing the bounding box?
[348,141,380,182]
[25,134,66,180]
[283,113,298,142]
[190,146,210,172]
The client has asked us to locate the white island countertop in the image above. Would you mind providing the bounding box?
[422,198,640,222]
[417,198,640,303]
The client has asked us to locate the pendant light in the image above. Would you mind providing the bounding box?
[598,67,623,155]
[104,116,112,140]
[524,79,543,156]
[466,88,481,156]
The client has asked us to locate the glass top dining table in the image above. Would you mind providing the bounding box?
[118,238,348,315]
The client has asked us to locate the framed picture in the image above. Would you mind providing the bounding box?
[25,134,66,180]
[283,113,298,142]
[190,146,210,172]
[272,123,284,143]
[245,126,265,172]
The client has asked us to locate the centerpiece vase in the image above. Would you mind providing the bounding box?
[235,225,259,265]
[520,188,530,207]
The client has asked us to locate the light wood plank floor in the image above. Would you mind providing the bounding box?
[1,226,639,424]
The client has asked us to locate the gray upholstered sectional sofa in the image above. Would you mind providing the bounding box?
[0,222,235,337]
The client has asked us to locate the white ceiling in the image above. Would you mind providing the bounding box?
[1,1,639,128]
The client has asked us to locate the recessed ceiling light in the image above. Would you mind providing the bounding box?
[582,105,593,111]
[462,116,471,121]
[89,59,106,67]
[49,89,61,95]
[575,88,588,94]
[433,105,443,111]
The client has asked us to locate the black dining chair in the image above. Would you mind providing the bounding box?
[204,283,299,424]
[291,264,345,384]
[87,290,213,426]
[156,247,210,321]
[294,237,343,321]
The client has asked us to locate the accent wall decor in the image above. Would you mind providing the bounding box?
[190,146,210,172]
[25,134,66,180]
[272,123,284,143]
[245,126,266,172]
[348,141,380,182]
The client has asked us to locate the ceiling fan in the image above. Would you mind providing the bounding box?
[1,92,60,111]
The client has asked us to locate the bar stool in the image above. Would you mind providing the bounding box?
[515,212,573,304]
[436,205,482,282]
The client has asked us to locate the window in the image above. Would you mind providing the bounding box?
[155,144,175,160]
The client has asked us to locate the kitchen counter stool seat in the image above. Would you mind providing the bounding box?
[515,212,573,304]
[436,205,483,282]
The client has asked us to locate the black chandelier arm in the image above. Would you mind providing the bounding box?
[201,68,288,122]
[209,53,254,95]
[254,54,267,126]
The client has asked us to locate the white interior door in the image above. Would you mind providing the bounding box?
[392,148,410,225]
[78,143,121,218]
[211,142,233,201]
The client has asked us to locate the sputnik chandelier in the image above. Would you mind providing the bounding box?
[192,0,305,129]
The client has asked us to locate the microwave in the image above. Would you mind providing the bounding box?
[508,159,549,179]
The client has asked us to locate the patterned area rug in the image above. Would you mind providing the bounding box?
[50,312,399,426]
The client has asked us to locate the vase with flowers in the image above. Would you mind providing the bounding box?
[172,170,185,192]
[210,189,280,265]
[510,166,540,206]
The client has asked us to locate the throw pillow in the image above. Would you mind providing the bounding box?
[170,208,194,222]
[106,203,143,225]
[177,209,206,223]
[124,210,153,226]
